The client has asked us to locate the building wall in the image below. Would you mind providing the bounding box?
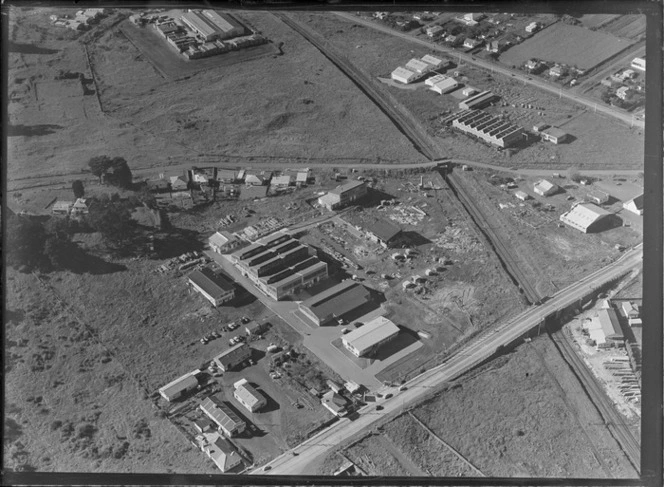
[189,280,234,306]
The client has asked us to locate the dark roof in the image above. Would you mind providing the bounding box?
[188,267,235,297]
[329,180,365,195]
[214,343,252,368]
[367,219,402,242]
[300,281,372,323]
[629,193,644,210]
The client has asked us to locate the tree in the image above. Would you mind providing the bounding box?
[72,180,85,199]
[6,215,47,270]
[88,155,111,184]
[44,236,79,270]
[87,200,135,245]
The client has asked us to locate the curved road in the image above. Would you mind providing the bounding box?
[333,12,644,129]
[253,245,642,475]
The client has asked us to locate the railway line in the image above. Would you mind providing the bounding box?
[549,327,641,470]
[446,170,542,305]
[272,12,443,162]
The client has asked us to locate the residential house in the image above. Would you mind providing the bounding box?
[426,25,444,38]
[52,200,74,216]
[321,390,350,417]
[233,381,267,412]
[616,86,631,100]
[170,176,189,191]
[463,37,483,49]
[549,65,567,77]
[197,432,242,472]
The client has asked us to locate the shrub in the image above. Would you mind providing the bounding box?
[50,420,63,431]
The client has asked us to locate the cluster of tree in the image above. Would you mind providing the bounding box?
[88,156,133,189]
[6,214,81,271]
[86,195,136,246]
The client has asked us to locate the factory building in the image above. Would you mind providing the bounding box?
[390,66,419,84]
[231,231,328,300]
[318,180,368,210]
[365,219,404,248]
[425,74,459,94]
[559,203,614,233]
[452,109,525,148]
[181,10,244,41]
[421,54,449,70]
[458,90,498,110]
[299,280,373,326]
[405,58,432,75]
[623,193,644,215]
[188,267,235,306]
[540,127,568,144]
[341,316,400,357]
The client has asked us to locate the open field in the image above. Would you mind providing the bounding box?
[598,15,646,40]
[579,14,621,30]
[499,23,634,71]
[4,268,216,473]
[7,7,428,185]
[318,334,637,477]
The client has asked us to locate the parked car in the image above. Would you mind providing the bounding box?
[200,337,209,344]
[241,316,250,324]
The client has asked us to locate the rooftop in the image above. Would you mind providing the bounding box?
[367,218,402,242]
[542,127,568,138]
[188,267,235,297]
[342,316,400,354]
[328,180,366,195]
[234,383,265,409]
[300,281,372,323]
[200,395,245,432]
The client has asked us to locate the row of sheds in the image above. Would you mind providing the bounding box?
[391,54,452,84]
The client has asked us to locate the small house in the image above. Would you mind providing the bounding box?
[514,191,530,201]
[463,37,482,49]
[540,127,568,144]
[533,179,558,197]
[170,176,189,191]
[321,390,349,417]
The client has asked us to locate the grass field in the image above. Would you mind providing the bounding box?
[319,334,638,477]
[500,22,635,70]
[598,15,646,40]
[579,14,620,30]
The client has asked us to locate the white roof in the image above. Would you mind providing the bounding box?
[514,190,529,199]
[405,58,430,73]
[342,316,399,354]
[421,54,443,66]
[431,77,458,92]
[296,171,309,182]
[425,74,449,86]
[561,203,612,230]
[534,179,558,194]
[391,67,416,81]
[209,231,234,247]
[234,383,265,409]
[272,175,291,186]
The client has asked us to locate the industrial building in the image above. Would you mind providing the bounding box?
[233,381,267,412]
[390,66,419,84]
[200,395,246,437]
[405,58,432,75]
[188,267,235,306]
[533,179,558,196]
[318,180,368,210]
[588,190,610,205]
[213,343,252,371]
[196,432,242,472]
[541,127,569,144]
[421,54,449,70]
[209,231,242,254]
[365,219,404,248]
[631,57,646,72]
[452,109,525,148]
[596,309,625,348]
[623,193,644,215]
[180,10,244,41]
[158,370,200,402]
[458,91,498,110]
[425,74,459,94]
[559,203,614,233]
[341,316,400,357]
[299,280,373,326]
[230,231,328,300]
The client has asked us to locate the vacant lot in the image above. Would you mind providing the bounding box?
[319,334,637,477]
[500,23,634,71]
[4,268,216,473]
[598,15,646,40]
[579,14,621,30]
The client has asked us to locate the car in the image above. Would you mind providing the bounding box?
[384,393,393,399]
[200,338,209,344]
[241,316,250,324]
[376,405,384,411]
[263,466,272,471]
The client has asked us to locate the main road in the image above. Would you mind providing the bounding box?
[332,12,645,130]
[253,244,642,474]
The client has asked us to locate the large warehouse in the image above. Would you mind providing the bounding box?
[318,180,367,210]
[459,91,498,110]
[342,316,400,357]
[452,109,525,148]
[559,203,615,233]
[230,231,328,300]
[181,10,244,41]
[188,267,235,306]
[299,280,373,326]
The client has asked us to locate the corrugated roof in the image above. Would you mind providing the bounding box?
[597,309,624,339]
[421,54,443,66]
[405,58,430,73]
[367,219,402,242]
[300,281,372,323]
[200,396,245,433]
[342,316,400,355]
[209,231,235,248]
[534,179,558,194]
[159,373,199,399]
[328,180,366,195]
[391,66,417,81]
[560,203,612,230]
[214,343,251,368]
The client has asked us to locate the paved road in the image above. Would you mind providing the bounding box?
[253,245,642,475]
[333,12,645,130]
